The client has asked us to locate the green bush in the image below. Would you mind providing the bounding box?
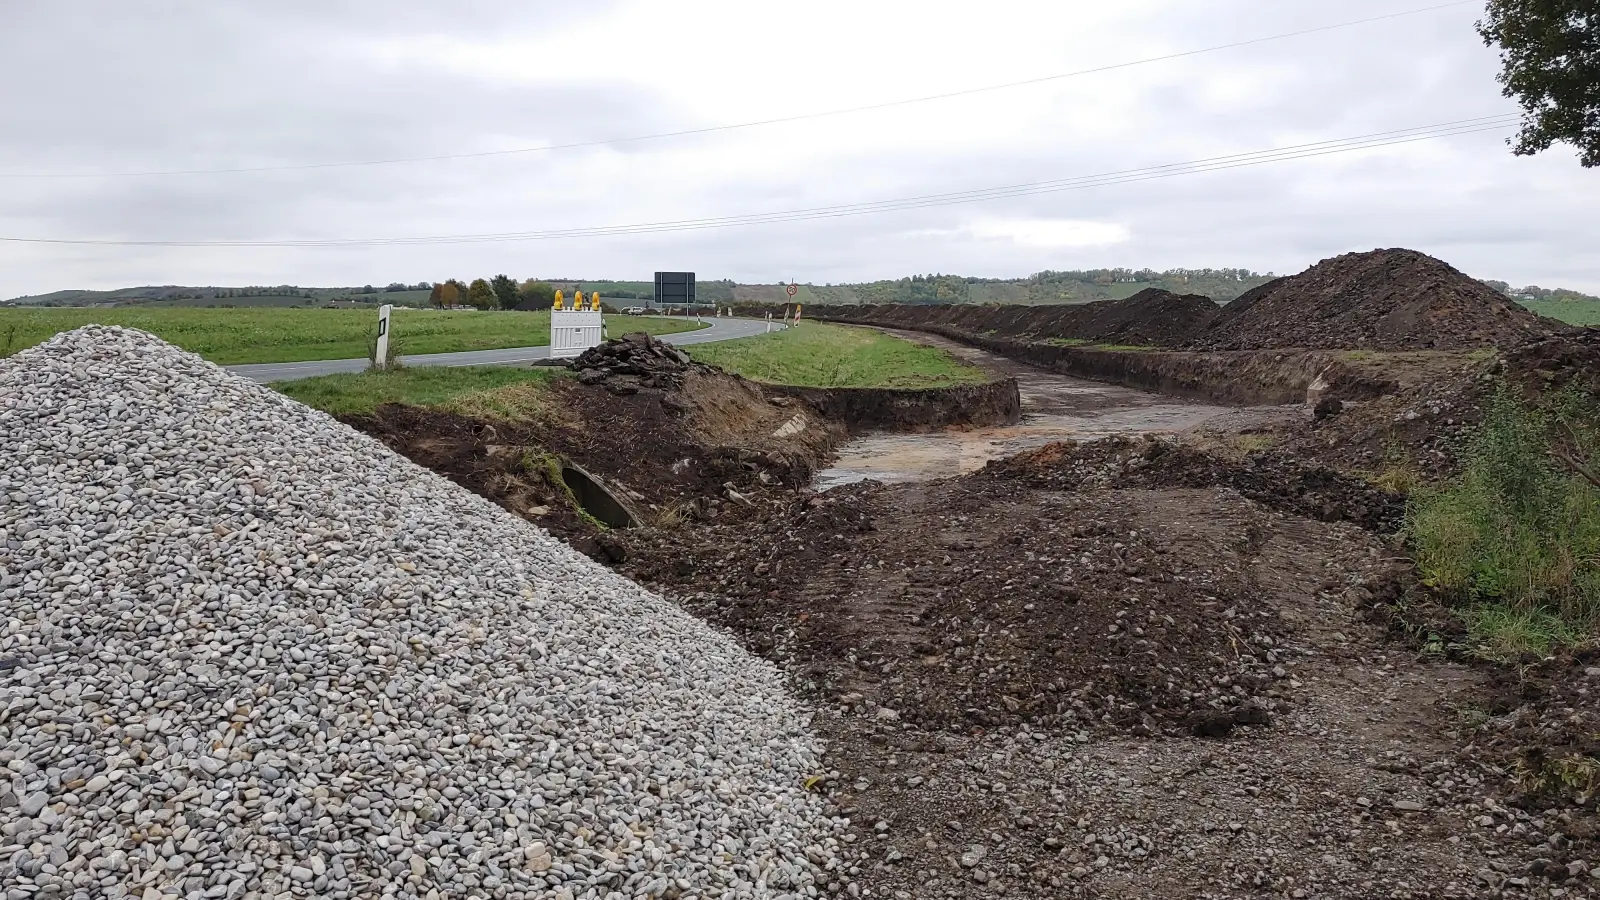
[1408,386,1600,646]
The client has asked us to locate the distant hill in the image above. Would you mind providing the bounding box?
[5,283,435,308]
[9,268,1597,317]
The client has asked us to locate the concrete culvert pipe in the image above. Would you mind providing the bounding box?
[559,459,640,528]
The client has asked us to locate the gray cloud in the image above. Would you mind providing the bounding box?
[1,0,1595,299]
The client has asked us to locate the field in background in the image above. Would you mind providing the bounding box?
[1524,299,1600,327]
[0,307,705,365]
[686,322,988,388]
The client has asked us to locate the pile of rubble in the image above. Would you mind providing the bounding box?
[571,332,715,393]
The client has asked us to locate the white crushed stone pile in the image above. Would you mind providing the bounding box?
[0,327,841,900]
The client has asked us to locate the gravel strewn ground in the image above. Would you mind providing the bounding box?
[0,327,842,900]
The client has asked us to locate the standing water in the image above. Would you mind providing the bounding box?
[814,331,1235,489]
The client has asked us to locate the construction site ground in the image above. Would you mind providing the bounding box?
[345,325,1600,899]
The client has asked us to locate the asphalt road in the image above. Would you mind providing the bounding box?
[227,316,773,382]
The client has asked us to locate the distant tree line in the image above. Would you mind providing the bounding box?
[427,275,560,310]
[844,268,1282,305]
[1481,280,1600,303]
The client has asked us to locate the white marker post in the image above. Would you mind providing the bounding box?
[375,304,394,370]
[765,312,772,333]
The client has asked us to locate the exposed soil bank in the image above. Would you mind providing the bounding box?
[805,312,1394,407]
[814,331,1239,487]
[762,377,1021,432]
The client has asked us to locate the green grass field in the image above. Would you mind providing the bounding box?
[0,307,706,365]
[687,322,988,388]
[1523,299,1600,327]
[275,366,566,416]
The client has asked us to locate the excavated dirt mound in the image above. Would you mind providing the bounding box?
[621,437,1407,739]
[985,435,1406,531]
[1063,287,1221,347]
[1190,248,1568,351]
[799,289,1219,349]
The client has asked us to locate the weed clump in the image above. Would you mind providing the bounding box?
[1407,386,1600,657]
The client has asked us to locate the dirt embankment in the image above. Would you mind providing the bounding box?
[341,333,1023,555]
[796,319,1395,407]
[754,248,1580,413]
[760,378,1021,432]
[1190,248,1571,351]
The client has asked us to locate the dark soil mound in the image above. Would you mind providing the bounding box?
[985,435,1405,531]
[1066,287,1220,346]
[1190,248,1567,351]
[800,290,1219,348]
[622,477,1302,736]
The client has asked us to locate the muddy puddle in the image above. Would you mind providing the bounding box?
[816,330,1245,488]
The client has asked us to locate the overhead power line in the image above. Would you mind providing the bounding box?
[0,116,1516,248]
[0,1,1478,179]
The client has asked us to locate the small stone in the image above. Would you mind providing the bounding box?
[20,792,48,816]
[960,846,987,868]
[1393,800,1425,812]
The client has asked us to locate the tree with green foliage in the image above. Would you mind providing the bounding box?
[517,279,556,310]
[1478,0,1600,167]
[490,274,519,310]
[467,278,495,310]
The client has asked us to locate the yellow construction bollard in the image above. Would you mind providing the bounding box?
[795,304,802,324]
[590,292,602,311]
[553,290,564,310]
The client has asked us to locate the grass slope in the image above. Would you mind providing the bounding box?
[1522,299,1600,327]
[0,307,705,365]
[687,322,987,388]
[275,366,565,417]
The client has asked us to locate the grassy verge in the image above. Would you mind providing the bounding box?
[0,307,706,365]
[1407,387,1600,660]
[275,366,565,417]
[687,322,987,388]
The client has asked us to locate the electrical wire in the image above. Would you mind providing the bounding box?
[0,116,1516,248]
[0,1,1479,179]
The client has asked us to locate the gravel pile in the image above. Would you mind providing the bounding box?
[0,327,841,899]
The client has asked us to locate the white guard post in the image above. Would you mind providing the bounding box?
[550,291,604,358]
[375,304,393,369]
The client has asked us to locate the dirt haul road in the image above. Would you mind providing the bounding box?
[620,336,1576,899]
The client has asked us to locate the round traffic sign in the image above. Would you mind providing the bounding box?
[786,283,798,297]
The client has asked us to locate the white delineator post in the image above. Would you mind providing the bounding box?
[375,304,393,369]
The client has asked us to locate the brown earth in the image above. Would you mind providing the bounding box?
[616,436,1600,898]
[345,354,839,557]
[790,287,1220,349]
[1189,248,1570,351]
[333,324,1600,898]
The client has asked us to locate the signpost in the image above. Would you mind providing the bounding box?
[374,304,393,369]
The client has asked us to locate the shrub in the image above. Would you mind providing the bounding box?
[1408,386,1600,639]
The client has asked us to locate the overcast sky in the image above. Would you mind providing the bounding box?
[1,0,1594,298]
